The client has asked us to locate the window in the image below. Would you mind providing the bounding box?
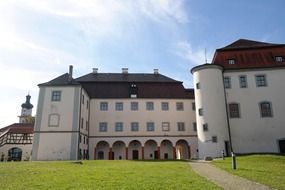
[100,102,108,111]
[260,102,273,117]
[203,124,208,131]
[81,118,84,128]
[115,122,123,132]
[51,91,61,101]
[146,102,154,110]
[229,103,240,118]
[176,102,184,111]
[177,122,185,131]
[239,75,247,88]
[79,135,82,143]
[82,94,85,104]
[198,108,203,116]
[131,122,139,131]
[130,83,138,98]
[131,102,139,111]
[162,122,170,131]
[115,102,124,111]
[228,59,235,65]
[212,136,217,143]
[196,83,200,89]
[161,102,169,111]
[193,122,197,131]
[192,102,196,111]
[256,75,267,87]
[147,122,155,131]
[275,56,283,63]
[86,121,89,130]
[99,122,107,132]
[224,77,231,88]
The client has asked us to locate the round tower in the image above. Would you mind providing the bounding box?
[19,94,34,123]
[191,64,230,159]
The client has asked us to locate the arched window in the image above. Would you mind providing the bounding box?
[229,103,240,118]
[8,147,22,161]
[259,101,273,117]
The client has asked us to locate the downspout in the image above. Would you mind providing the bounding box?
[221,70,234,153]
[77,87,82,160]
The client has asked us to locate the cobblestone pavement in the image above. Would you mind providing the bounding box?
[189,161,272,190]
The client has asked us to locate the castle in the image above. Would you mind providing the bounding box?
[2,39,285,161]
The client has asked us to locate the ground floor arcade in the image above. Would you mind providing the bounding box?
[89,136,198,160]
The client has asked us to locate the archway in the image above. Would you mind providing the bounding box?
[8,147,22,161]
[112,141,126,160]
[176,140,190,159]
[96,141,109,160]
[128,140,142,160]
[160,140,173,159]
[144,140,158,159]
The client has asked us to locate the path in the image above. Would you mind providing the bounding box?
[189,161,272,190]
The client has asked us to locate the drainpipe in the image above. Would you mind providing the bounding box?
[222,70,236,170]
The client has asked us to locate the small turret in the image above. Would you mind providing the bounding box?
[19,94,34,123]
[21,94,33,110]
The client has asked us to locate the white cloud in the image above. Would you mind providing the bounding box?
[174,41,206,66]
[0,0,191,127]
[138,0,189,23]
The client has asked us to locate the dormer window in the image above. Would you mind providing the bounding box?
[130,83,138,98]
[228,59,236,65]
[275,56,283,63]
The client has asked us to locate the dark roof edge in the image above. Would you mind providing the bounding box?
[190,63,224,74]
[221,64,285,72]
[38,83,81,87]
[216,44,285,52]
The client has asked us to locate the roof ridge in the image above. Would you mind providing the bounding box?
[218,39,285,51]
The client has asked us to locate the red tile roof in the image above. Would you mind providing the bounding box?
[0,123,34,134]
[212,39,285,69]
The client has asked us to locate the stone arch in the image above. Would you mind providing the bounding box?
[8,147,22,161]
[144,140,158,160]
[112,141,126,160]
[128,140,142,160]
[176,139,190,159]
[95,141,109,160]
[160,140,173,159]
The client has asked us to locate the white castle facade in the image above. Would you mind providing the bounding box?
[31,39,285,161]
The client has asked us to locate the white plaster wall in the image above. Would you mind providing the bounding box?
[193,65,230,159]
[0,144,32,161]
[79,88,89,156]
[33,86,81,160]
[89,99,196,137]
[36,133,73,160]
[224,68,285,153]
[40,87,78,131]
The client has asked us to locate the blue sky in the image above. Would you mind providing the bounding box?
[0,0,284,127]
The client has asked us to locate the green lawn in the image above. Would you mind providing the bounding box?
[0,160,220,190]
[213,154,285,190]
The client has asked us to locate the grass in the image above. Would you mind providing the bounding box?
[213,154,285,190]
[0,160,220,190]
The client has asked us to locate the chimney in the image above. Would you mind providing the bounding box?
[154,69,159,75]
[92,68,98,74]
[122,68,128,74]
[68,65,73,82]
